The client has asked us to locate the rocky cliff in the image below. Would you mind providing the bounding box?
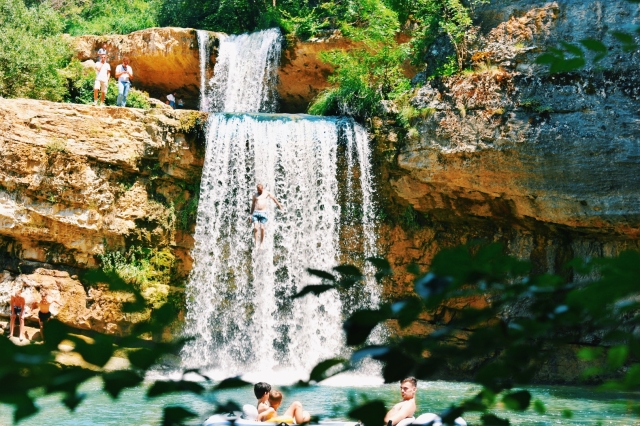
[377,0,640,281]
[0,98,205,336]
[72,28,345,113]
[73,28,223,110]
[370,0,640,382]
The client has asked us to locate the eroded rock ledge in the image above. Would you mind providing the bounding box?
[370,0,640,383]
[0,98,205,336]
[72,28,352,113]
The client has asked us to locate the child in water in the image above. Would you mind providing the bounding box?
[257,390,310,424]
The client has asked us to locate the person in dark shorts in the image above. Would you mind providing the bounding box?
[9,288,26,341]
[33,290,61,340]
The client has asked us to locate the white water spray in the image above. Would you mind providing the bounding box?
[197,30,210,112]
[207,28,282,113]
[184,30,379,379]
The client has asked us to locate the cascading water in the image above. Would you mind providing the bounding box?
[196,30,210,112]
[206,28,281,113]
[182,29,379,379]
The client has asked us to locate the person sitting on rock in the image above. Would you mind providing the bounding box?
[9,288,26,341]
[32,290,61,340]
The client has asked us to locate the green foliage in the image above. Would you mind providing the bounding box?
[299,245,640,424]
[158,0,272,34]
[388,0,488,68]
[430,54,458,78]
[0,0,71,100]
[397,104,434,128]
[0,265,201,425]
[57,0,160,35]
[536,0,639,74]
[399,204,421,231]
[310,42,410,118]
[45,138,67,154]
[99,246,176,308]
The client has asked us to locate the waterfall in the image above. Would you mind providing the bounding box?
[183,29,378,379]
[197,30,210,112]
[207,28,282,113]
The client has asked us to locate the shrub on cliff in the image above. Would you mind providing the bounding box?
[308,0,411,118]
[0,0,71,101]
[58,0,160,35]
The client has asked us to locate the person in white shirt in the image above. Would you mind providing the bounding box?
[93,54,110,106]
[115,56,133,107]
[166,93,176,109]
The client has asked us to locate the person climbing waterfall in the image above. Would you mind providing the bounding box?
[249,183,283,249]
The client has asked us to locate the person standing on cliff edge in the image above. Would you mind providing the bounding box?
[115,56,133,107]
[249,184,283,249]
[9,288,26,341]
[93,53,110,106]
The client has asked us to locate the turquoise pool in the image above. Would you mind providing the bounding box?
[1,377,639,425]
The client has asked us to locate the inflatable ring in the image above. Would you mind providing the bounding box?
[265,416,294,424]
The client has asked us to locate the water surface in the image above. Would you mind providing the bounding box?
[2,379,638,425]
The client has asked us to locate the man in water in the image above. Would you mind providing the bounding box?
[384,377,417,426]
[9,288,26,341]
[249,184,283,249]
[32,290,61,340]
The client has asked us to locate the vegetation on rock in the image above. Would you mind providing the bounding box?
[0,0,71,100]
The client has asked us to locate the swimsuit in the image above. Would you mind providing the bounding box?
[38,311,52,322]
[252,210,268,224]
[13,306,21,315]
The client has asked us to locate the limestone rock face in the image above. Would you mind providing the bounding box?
[371,0,640,383]
[0,98,204,271]
[0,267,147,338]
[389,0,640,238]
[72,28,354,113]
[278,35,353,113]
[0,98,205,339]
[72,28,223,109]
